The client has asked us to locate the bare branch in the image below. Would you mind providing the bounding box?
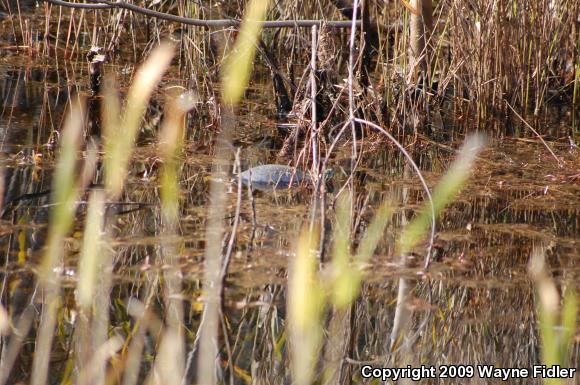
[44,0,362,29]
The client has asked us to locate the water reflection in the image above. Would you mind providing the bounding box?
[0,56,578,385]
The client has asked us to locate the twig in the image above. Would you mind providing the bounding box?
[221,149,243,281]
[247,170,257,252]
[310,25,319,176]
[353,118,436,268]
[317,184,327,263]
[46,0,110,8]
[308,25,321,242]
[505,101,562,166]
[45,0,363,28]
[347,0,359,160]
[219,309,235,385]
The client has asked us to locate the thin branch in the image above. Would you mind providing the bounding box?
[47,0,110,9]
[221,149,243,282]
[353,117,436,267]
[505,101,562,166]
[44,0,362,28]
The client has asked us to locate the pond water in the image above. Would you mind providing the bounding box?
[0,33,579,385]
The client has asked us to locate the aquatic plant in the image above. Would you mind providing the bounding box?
[288,133,487,385]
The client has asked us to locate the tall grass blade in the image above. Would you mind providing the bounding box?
[560,288,577,367]
[529,248,578,385]
[155,90,196,384]
[289,227,324,385]
[197,2,270,384]
[399,134,486,257]
[221,0,270,105]
[104,43,174,198]
[159,91,197,222]
[77,189,105,309]
[330,193,352,308]
[32,98,85,385]
[330,195,392,308]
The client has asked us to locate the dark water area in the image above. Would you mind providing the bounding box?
[0,19,579,385]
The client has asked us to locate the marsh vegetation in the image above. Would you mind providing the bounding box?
[0,1,578,384]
